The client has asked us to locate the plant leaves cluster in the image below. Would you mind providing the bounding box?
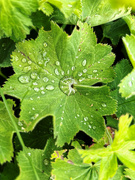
[0,0,135,179]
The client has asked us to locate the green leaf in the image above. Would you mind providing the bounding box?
[108,59,135,118]
[0,160,19,180]
[110,166,128,180]
[81,0,131,27]
[3,22,116,146]
[0,100,22,164]
[16,138,56,180]
[124,168,135,180]
[78,114,135,179]
[123,15,135,35]
[99,153,118,180]
[0,38,15,67]
[52,149,100,180]
[0,0,38,41]
[39,0,82,18]
[119,69,135,98]
[122,34,135,68]
[102,18,130,45]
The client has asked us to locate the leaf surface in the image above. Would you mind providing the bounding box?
[81,0,131,27]
[0,0,38,41]
[0,100,21,164]
[3,22,116,146]
[78,114,135,180]
[52,148,100,180]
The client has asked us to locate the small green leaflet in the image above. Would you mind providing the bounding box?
[3,22,116,146]
[16,139,56,180]
[81,0,131,27]
[0,100,24,164]
[39,0,81,18]
[123,15,135,35]
[0,0,38,41]
[52,148,100,180]
[78,114,135,180]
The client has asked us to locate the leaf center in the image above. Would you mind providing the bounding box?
[59,77,77,96]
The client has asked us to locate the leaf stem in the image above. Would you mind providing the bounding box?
[106,127,113,145]
[0,88,40,180]
[0,68,7,79]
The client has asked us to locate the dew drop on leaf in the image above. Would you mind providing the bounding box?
[31,72,38,79]
[88,75,92,78]
[82,59,87,66]
[28,152,31,156]
[22,58,27,63]
[68,4,72,7]
[28,61,32,65]
[54,68,60,76]
[102,103,107,107]
[34,87,40,92]
[46,85,54,91]
[84,117,88,121]
[83,69,87,73]
[41,91,45,94]
[44,159,49,165]
[128,81,132,87]
[43,77,49,82]
[93,70,98,73]
[78,72,82,76]
[44,42,48,47]
[56,61,60,66]
[93,126,96,129]
[18,75,30,84]
[18,121,23,126]
[23,66,31,72]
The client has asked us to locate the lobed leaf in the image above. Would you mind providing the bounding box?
[3,22,116,146]
[78,114,135,179]
[0,0,38,41]
[81,0,131,27]
[0,100,22,164]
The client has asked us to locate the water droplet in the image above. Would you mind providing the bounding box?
[30,98,33,100]
[76,56,78,58]
[43,51,47,57]
[98,61,100,63]
[38,60,43,65]
[19,75,30,84]
[91,115,93,118]
[32,107,35,110]
[84,117,88,121]
[71,66,75,71]
[41,91,45,94]
[132,77,134,81]
[93,70,98,73]
[31,72,38,79]
[40,86,44,90]
[52,80,55,83]
[78,72,82,76]
[68,4,72,7]
[88,125,91,128]
[83,69,87,73]
[44,159,49,165]
[28,61,32,64]
[79,77,85,82]
[34,87,39,92]
[93,126,96,129]
[44,42,48,47]
[23,66,31,72]
[60,104,62,107]
[33,82,38,86]
[88,75,92,78]
[102,103,107,108]
[37,96,40,99]
[46,85,54,91]
[44,59,50,66]
[28,152,31,156]
[22,58,27,63]
[43,77,49,82]
[54,68,60,76]
[61,117,63,120]
[61,71,65,75]
[82,60,87,66]
[77,114,80,117]
[128,81,132,87]
[18,121,23,126]
[56,61,60,66]
[67,70,70,74]
[60,122,63,126]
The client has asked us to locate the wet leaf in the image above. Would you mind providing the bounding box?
[3,22,116,146]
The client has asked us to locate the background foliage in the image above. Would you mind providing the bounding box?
[0,0,135,179]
